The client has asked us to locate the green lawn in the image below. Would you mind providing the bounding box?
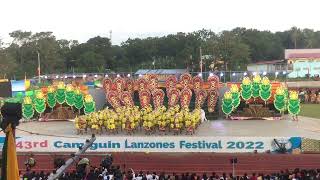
[300,104,320,119]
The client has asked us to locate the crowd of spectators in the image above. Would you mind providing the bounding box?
[21,168,320,180]
[20,155,320,180]
[21,165,122,180]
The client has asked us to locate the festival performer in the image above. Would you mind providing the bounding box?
[172,112,183,135]
[75,116,87,135]
[142,105,154,135]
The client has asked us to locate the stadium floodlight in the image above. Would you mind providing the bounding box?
[64,75,68,79]
[209,73,214,77]
[117,74,120,77]
[220,73,224,77]
[55,75,59,79]
[83,74,87,78]
[73,75,76,79]
[127,74,131,77]
[232,73,236,76]
[198,73,202,77]
[94,74,98,78]
[263,71,267,76]
[243,72,247,76]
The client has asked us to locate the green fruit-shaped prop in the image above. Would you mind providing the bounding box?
[259,77,271,103]
[65,84,75,106]
[222,91,233,116]
[22,96,34,119]
[240,77,252,101]
[34,91,46,114]
[274,86,286,112]
[288,91,300,116]
[230,84,240,110]
[252,75,261,100]
[84,94,95,115]
[47,86,56,109]
[74,88,84,111]
[55,82,66,104]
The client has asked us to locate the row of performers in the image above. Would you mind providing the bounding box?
[104,74,220,93]
[75,105,202,135]
[103,73,220,113]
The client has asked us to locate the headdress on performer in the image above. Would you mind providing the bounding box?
[208,90,218,113]
[207,74,219,112]
[195,89,207,109]
[126,78,134,94]
[114,77,125,95]
[192,76,203,92]
[136,78,148,92]
[107,91,121,109]
[179,73,192,89]
[207,74,220,90]
[180,88,192,109]
[120,91,134,107]
[168,88,180,108]
[147,74,158,91]
[139,90,151,108]
[103,78,113,94]
[165,75,178,94]
[152,89,165,109]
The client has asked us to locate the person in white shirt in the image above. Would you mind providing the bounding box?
[146,171,153,180]
[136,171,144,180]
[201,109,207,123]
[152,172,159,180]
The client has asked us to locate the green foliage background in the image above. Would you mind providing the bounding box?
[1,27,318,78]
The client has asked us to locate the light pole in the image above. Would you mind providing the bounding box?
[37,51,41,84]
[70,60,76,75]
[200,47,203,74]
[230,158,237,178]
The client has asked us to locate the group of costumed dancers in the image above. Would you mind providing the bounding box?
[75,73,219,135]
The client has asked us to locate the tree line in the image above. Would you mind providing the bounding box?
[1,27,320,79]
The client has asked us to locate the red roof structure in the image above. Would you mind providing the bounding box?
[285,49,320,59]
[287,53,320,59]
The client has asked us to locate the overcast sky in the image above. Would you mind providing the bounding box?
[1,0,319,45]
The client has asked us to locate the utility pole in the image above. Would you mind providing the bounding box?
[200,47,203,74]
[48,134,96,180]
[109,30,112,44]
[37,51,41,84]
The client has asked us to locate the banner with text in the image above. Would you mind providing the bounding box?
[0,136,301,153]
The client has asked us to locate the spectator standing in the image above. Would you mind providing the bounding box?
[159,172,166,180]
[240,173,248,180]
[249,173,257,180]
[146,172,153,180]
[136,171,144,180]
[202,173,208,180]
[152,172,159,180]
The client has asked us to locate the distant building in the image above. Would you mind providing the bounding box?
[285,49,320,78]
[247,60,286,73]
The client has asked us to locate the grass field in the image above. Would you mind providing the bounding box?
[300,104,320,119]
